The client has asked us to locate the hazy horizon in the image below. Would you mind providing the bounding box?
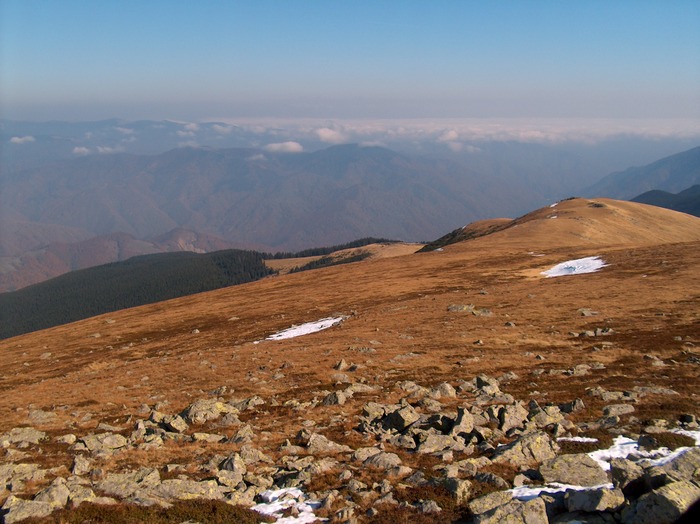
[1,1,699,123]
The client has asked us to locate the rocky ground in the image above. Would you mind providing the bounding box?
[1,199,699,523]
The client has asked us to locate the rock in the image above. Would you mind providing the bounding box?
[72,455,92,476]
[474,472,509,489]
[657,447,700,482]
[0,463,45,492]
[415,434,463,454]
[540,454,609,487]
[476,375,501,395]
[442,478,473,505]
[468,490,513,515]
[499,402,530,432]
[191,432,225,443]
[474,497,548,524]
[362,402,388,421]
[298,431,352,454]
[430,382,457,398]
[363,452,402,470]
[622,480,700,524]
[219,453,247,473]
[150,479,227,501]
[323,391,347,406]
[530,405,565,427]
[95,468,160,498]
[163,415,189,433]
[449,407,475,436]
[79,433,129,454]
[559,398,585,414]
[55,434,77,445]
[415,499,441,513]
[34,477,71,509]
[2,427,47,445]
[610,457,645,497]
[492,431,559,466]
[384,405,420,431]
[352,447,382,462]
[180,399,237,425]
[1,495,54,524]
[566,487,625,512]
[603,404,635,417]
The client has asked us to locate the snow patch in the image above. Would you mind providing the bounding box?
[511,430,700,501]
[557,437,599,443]
[253,488,324,523]
[265,316,345,341]
[541,256,607,278]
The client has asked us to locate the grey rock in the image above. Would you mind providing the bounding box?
[492,431,559,466]
[622,480,700,524]
[657,447,700,482]
[442,478,472,505]
[474,496,548,524]
[499,402,530,433]
[416,433,463,454]
[1,496,54,524]
[540,454,609,487]
[34,477,71,509]
[2,427,47,445]
[384,405,420,431]
[191,432,225,443]
[610,457,645,497]
[323,391,347,406]
[566,487,625,512]
[474,472,509,489]
[468,490,513,515]
[150,478,227,501]
[363,451,402,470]
[304,432,352,454]
[416,499,442,513]
[72,455,92,476]
[0,463,45,492]
[163,415,189,433]
[430,382,457,398]
[79,433,129,453]
[559,398,585,414]
[219,452,247,473]
[95,468,160,498]
[476,374,501,395]
[449,407,475,436]
[603,404,635,417]
[352,447,383,462]
[180,398,238,425]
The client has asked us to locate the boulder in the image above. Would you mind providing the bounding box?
[468,490,513,515]
[33,477,71,509]
[1,496,54,524]
[610,457,645,497]
[442,478,473,505]
[540,454,609,487]
[363,451,402,470]
[566,487,625,512]
[474,497,549,524]
[180,399,237,425]
[622,480,700,524]
[384,405,420,431]
[79,433,129,454]
[492,431,559,466]
[499,402,530,432]
[2,427,47,445]
[95,468,160,498]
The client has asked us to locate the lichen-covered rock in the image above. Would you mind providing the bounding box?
[499,402,530,433]
[180,398,238,425]
[79,432,128,454]
[474,496,548,523]
[566,487,625,512]
[1,496,54,524]
[468,490,513,516]
[95,468,160,498]
[384,405,420,431]
[610,457,645,497]
[621,480,700,524]
[1,427,47,446]
[363,451,402,470]
[442,478,473,505]
[33,477,71,509]
[540,453,608,486]
[491,431,559,466]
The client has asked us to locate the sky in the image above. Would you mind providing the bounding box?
[1,0,699,122]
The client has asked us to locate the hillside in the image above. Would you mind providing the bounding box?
[584,145,700,199]
[0,249,273,340]
[631,185,700,218]
[0,198,699,522]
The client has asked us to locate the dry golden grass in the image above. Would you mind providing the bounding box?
[1,198,699,492]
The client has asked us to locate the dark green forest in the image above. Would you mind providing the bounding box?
[0,237,398,340]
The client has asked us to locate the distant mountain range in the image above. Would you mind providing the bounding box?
[0,228,238,292]
[632,185,700,218]
[584,145,700,199]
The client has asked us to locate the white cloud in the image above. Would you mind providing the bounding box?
[176,130,196,137]
[184,122,199,132]
[96,145,124,154]
[9,135,35,144]
[437,129,459,142]
[115,127,134,135]
[246,153,266,162]
[212,124,233,134]
[315,127,348,144]
[72,146,90,155]
[264,141,303,153]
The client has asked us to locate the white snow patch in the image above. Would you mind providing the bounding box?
[265,317,345,341]
[549,215,558,219]
[253,488,325,523]
[557,437,599,443]
[550,202,558,208]
[511,482,612,501]
[541,256,607,278]
[511,430,700,500]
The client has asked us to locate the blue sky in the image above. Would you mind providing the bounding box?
[1,0,699,121]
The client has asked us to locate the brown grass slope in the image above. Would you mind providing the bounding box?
[0,198,698,511]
